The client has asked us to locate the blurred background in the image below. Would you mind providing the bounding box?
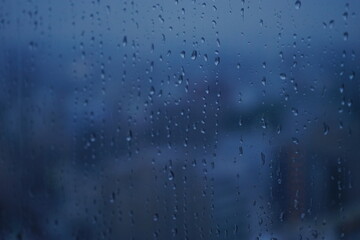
[0,0,360,239]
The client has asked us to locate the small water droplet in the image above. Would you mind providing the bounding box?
[191,50,197,60]
[238,117,243,127]
[126,130,132,142]
[349,71,355,80]
[122,36,127,46]
[291,107,298,116]
[180,51,185,58]
[323,122,330,135]
[239,146,243,156]
[149,86,155,95]
[292,137,299,144]
[214,56,220,66]
[158,14,164,23]
[90,133,96,142]
[168,170,174,180]
[261,77,266,86]
[216,38,221,47]
[261,152,266,165]
[339,84,344,93]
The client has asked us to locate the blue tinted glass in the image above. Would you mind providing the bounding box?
[0,0,359,239]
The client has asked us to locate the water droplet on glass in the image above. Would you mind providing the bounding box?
[191,50,197,60]
[261,152,266,165]
[126,130,132,142]
[349,71,355,80]
[214,56,220,66]
[323,122,330,135]
[292,137,299,144]
[122,36,127,46]
[239,146,243,156]
[168,170,174,180]
[238,117,243,127]
[149,86,155,95]
[261,77,266,86]
[280,73,287,80]
[90,133,96,142]
[180,51,185,58]
[291,107,298,116]
[339,84,344,93]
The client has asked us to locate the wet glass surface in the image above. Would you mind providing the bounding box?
[0,1,360,239]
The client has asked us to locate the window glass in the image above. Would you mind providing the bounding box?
[0,0,359,239]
